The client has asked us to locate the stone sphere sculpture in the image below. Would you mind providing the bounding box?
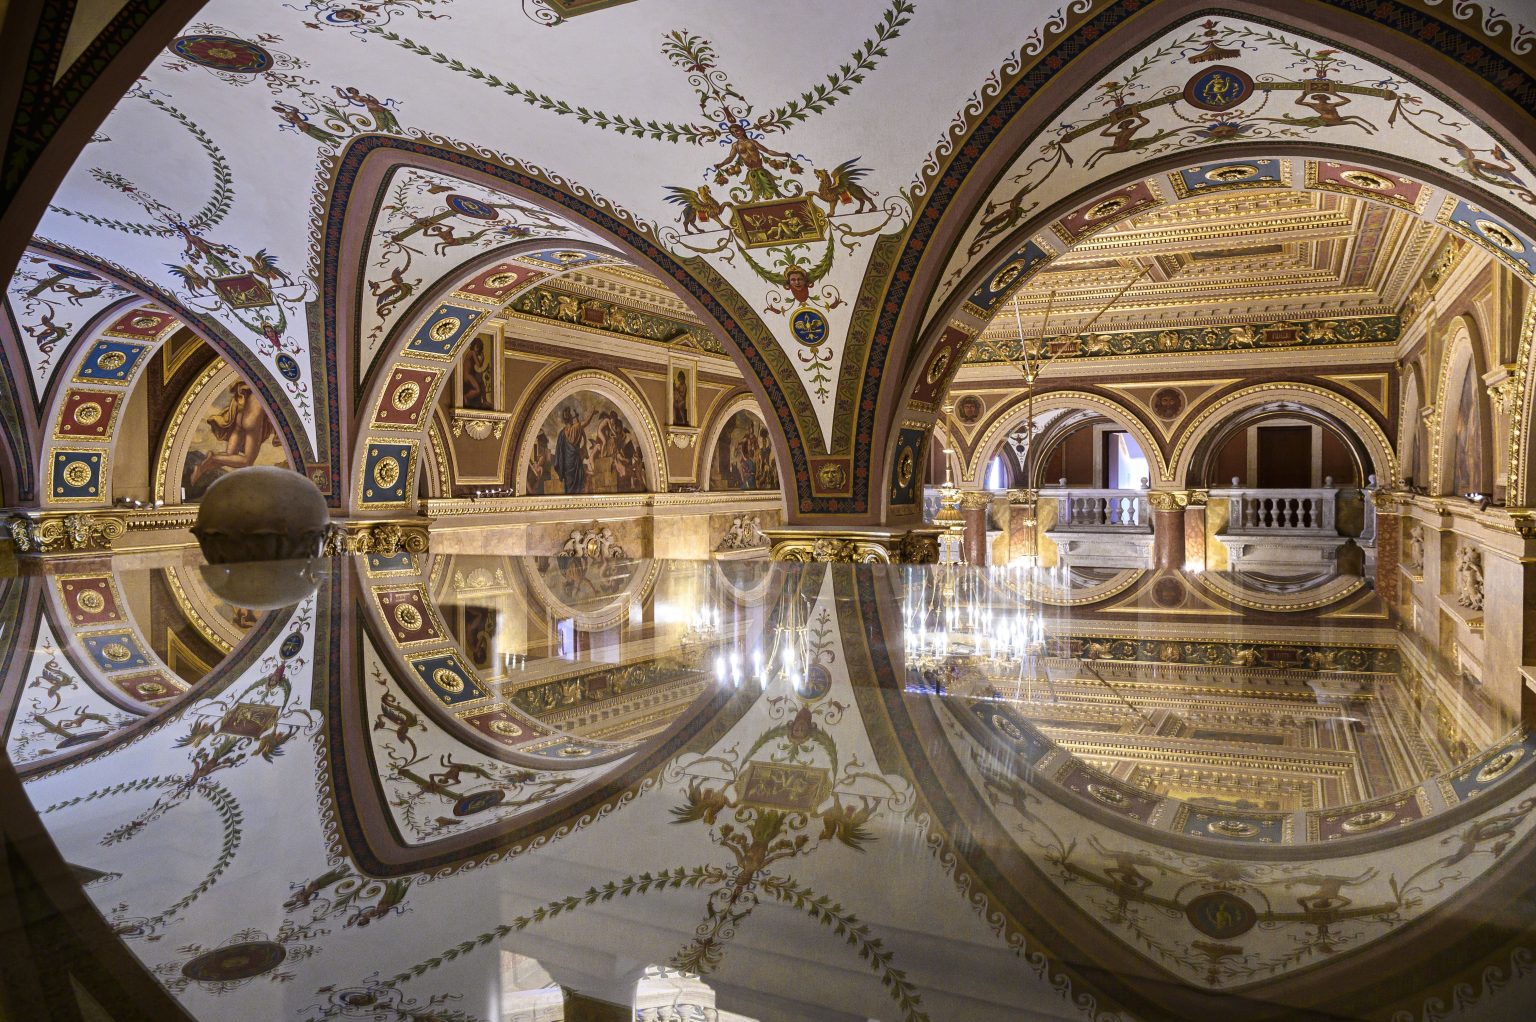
[192,466,329,564]
[199,559,322,611]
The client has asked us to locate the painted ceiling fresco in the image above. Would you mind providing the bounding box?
[7,2,1535,513]
[930,14,1536,320]
[354,165,609,375]
[5,252,136,397]
[32,0,1032,450]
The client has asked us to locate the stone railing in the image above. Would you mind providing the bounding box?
[1226,488,1338,533]
[1042,489,1150,530]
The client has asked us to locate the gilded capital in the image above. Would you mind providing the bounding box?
[1146,490,1187,512]
[322,519,432,556]
[5,511,127,555]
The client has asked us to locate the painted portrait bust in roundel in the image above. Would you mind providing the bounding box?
[709,409,779,491]
[526,390,647,496]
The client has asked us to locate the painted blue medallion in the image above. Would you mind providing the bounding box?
[790,307,829,347]
[74,340,147,384]
[82,630,152,673]
[406,304,483,359]
[967,240,1049,313]
[1183,65,1254,112]
[1176,158,1283,195]
[360,442,413,506]
[1445,200,1536,274]
[50,451,103,501]
[445,194,500,219]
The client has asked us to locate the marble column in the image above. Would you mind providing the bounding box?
[1182,490,1208,571]
[1148,491,1186,571]
[960,490,991,566]
[1372,490,1402,606]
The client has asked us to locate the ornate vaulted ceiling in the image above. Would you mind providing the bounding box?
[5,1,1536,517]
[974,187,1441,341]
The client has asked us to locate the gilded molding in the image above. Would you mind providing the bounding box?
[1147,490,1188,512]
[966,315,1399,366]
[6,511,127,554]
[766,527,942,564]
[322,519,431,556]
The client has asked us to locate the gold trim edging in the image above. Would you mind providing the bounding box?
[765,527,943,564]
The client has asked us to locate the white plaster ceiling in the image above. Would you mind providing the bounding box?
[15,2,1536,457]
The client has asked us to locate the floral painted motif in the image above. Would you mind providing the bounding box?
[358,168,595,373]
[4,251,132,393]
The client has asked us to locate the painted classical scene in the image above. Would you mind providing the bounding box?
[524,390,647,495]
[708,409,778,491]
[175,373,289,501]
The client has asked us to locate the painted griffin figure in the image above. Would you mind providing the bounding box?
[664,183,728,233]
[813,157,878,214]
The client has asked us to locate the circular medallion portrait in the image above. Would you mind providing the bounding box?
[1150,387,1185,421]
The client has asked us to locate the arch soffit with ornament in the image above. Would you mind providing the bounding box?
[18,242,313,483]
[332,143,808,515]
[38,300,294,511]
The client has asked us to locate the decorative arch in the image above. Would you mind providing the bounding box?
[37,301,297,510]
[1188,403,1373,488]
[1432,315,1494,496]
[328,140,819,515]
[967,390,1171,487]
[25,241,313,486]
[698,394,780,494]
[1170,383,1396,488]
[513,369,666,497]
[351,236,624,514]
[153,358,293,505]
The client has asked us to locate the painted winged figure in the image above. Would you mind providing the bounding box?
[664,183,727,233]
[813,157,878,214]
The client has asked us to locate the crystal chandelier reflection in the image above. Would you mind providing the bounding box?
[902,562,1064,703]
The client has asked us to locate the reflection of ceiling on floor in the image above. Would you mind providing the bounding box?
[979,189,1443,339]
[1003,657,1452,812]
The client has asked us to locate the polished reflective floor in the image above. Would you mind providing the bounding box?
[2,552,1534,1020]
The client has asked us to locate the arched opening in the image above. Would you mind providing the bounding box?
[1435,320,1495,498]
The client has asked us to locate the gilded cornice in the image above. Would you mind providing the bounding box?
[505,283,723,354]
[966,315,1399,366]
